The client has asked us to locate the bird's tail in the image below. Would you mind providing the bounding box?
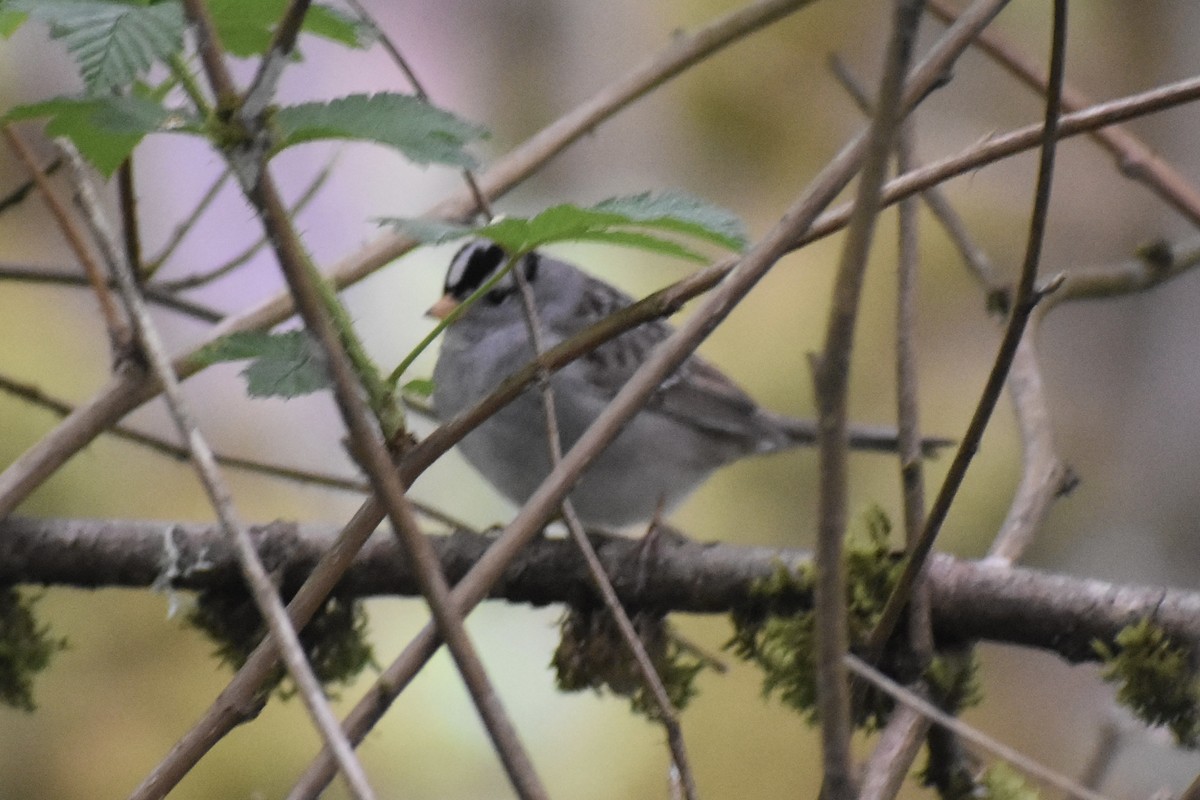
[761,411,953,456]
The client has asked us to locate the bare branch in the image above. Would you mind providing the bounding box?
[153,152,339,291]
[3,125,133,355]
[803,72,1200,252]
[929,0,1200,229]
[0,262,223,322]
[116,160,143,280]
[858,704,930,800]
[985,330,1075,563]
[810,1,926,793]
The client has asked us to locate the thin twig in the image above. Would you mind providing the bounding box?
[0,366,478,532]
[827,29,938,709]
[0,371,362,492]
[831,48,1076,570]
[844,655,1114,800]
[30,383,493,531]
[803,72,1200,253]
[835,62,955,792]
[143,168,233,275]
[809,2,926,795]
[58,141,378,800]
[3,125,133,355]
[928,0,1200,229]
[0,154,62,213]
[154,152,340,291]
[866,0,1070,665]
[117,159,143,279]
[510,257,698,800]
[850,106,939,800]
[828,52,1004,299]
[893,111,933,657]
[0,262,224,322]
[984,329,1075,564]
[1041,236,1200,309]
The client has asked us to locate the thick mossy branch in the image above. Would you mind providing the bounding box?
[1094,617,1200,748]
[0,587,67,711]
[552,606,705,720]
[187,588,375,698]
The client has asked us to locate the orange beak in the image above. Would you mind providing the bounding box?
[426,294,459,320]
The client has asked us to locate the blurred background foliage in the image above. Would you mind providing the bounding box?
[1,0,1199,797]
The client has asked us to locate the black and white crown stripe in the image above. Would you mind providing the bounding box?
[444,240,541,303]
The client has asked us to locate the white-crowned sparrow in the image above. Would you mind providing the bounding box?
[430,240,925,528]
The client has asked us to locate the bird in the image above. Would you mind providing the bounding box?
[429,239,937,528]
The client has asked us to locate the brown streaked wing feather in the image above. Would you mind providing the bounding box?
[556,274,772,443]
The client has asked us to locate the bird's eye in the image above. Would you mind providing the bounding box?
[485,286,512,305]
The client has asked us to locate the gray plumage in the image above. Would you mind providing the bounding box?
[431,240,922,527]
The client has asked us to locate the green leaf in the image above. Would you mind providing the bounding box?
[207,0,376,56]
[593,190,748,252]
[273,93,486,168]
[0,10,28,38]
[205,0,278,56]
[402,378,434,398]
[195,330,331,399]
[381,191,745,263]
[7,0,185,94]
[304,5,376,49]
[475,196,743,260]
[480,213,708,262]
[4,93,186,176]
[376,217,475,245]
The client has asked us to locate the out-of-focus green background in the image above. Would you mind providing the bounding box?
[2,1,1199,797]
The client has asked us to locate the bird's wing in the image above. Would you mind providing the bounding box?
[547,274,774,444]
